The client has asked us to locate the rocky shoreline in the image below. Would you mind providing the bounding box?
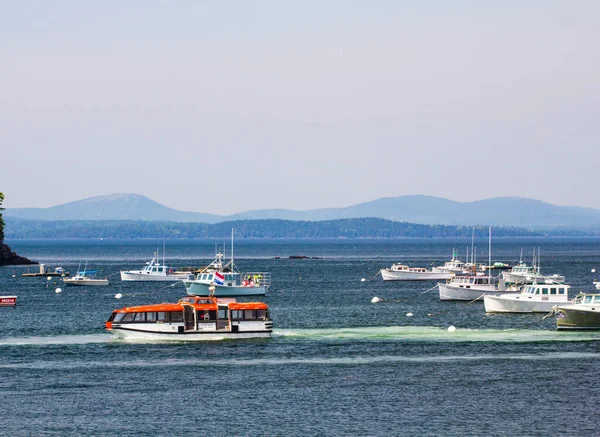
[0,243,36,266]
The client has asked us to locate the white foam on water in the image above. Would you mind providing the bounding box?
[273,326,600,343]
[0,351,598,371]
[0,334,112,346]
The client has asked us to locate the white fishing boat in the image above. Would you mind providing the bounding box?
[484,282,571,313]
[438,275,520,301]
[554,293,600,330]
[183,252,271,297]
[63,262,109,286]
[120,247,191,282]
[501,249,564,284]
[183,230,271,297]
[106,295,273,340]
[431,249,469,275]
[380,263,454,281]
[439,227,521,301]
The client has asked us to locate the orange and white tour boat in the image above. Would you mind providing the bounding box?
[106,296,273,340]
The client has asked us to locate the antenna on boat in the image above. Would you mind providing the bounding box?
[488,226,492,278]
[231,228,234,269]
[471,227,475,265]
[163,239,166,268]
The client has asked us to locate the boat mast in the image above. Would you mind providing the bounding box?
[163,240,166,267]
[471,227,475,264]
[231,228,234,268]
[488,226,492,278]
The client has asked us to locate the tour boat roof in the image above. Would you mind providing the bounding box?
[111,296,268,313]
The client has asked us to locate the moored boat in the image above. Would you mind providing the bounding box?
[380,263,454,281]
[106,295,273,340]
[183,252,270,297]
[0,296,17,307]
[120,248,192,282]
[63,263,109,286]
[501,249,565,284]
[484,282,571,313]
[431,250,469,276]
[438,275,520,301]
[554,293,600,330]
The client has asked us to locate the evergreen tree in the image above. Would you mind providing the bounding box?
[0,192,4,242]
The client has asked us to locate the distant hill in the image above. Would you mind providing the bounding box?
[4,193,221,223]
[5,193,600,229]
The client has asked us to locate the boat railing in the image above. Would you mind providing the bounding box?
[244,272,271,289]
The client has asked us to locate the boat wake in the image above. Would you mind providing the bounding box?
[274,325,600,343]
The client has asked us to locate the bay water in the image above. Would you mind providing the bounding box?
[1,238,600,436]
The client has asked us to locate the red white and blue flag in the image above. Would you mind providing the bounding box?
[214,271,225,285]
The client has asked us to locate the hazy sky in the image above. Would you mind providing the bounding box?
[1,1,598,215]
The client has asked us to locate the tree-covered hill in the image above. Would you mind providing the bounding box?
[3,217,573,239]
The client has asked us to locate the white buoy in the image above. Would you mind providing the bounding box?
[592,269,596,273]
[55,288,62,294]
[448,325,457,333]
[12,274,15,278]
[406,312,414,317]
[361,278,366,282]
[371,297,381,303]
[47,276,52,281]
[115,293,123,299]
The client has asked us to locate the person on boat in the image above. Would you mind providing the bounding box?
[248,276,255,287]
[242,278,249,287]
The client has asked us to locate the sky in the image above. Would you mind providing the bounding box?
[1,1,598,215]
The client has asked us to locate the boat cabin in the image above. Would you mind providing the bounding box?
[508,262,537,275]
[449,276,493,287]
[390,264,427,273]
[572,293,600,305]
[522,284,569,297]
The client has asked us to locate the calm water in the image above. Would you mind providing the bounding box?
[2,238,600,436]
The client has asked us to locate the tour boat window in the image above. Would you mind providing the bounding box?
[541,288,548,295]
[584,296,593,304]
[218,309,228,319]
[558,288,565,295]
[208,274,213,281]
[550,288,556,295]
[133,312,146,322]
[113,313,125,323]
[244,310,257,319]
[170,311,184,322]
[535,289,540,294]
[255,310,265,319]
[122,313,134,322]
[147,312,157,322]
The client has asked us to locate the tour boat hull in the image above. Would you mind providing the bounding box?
[109,327,272,341]
[184,281,267,297]
[484,294,568,313]
[0,296,17,307]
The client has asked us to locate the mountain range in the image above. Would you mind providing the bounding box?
[5,193,600,229]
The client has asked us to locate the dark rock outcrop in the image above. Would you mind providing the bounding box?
[0,243,36,266]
